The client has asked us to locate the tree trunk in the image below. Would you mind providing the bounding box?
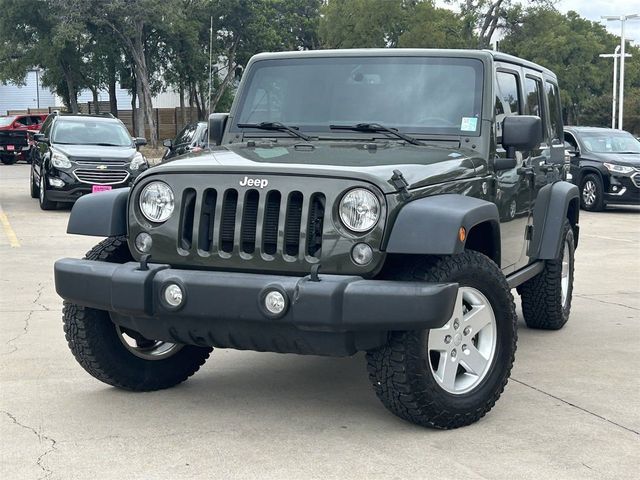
[108,71,118,117]
[61,66,79,113]
[179,82,185,128]
[91,88,100,114]
[135,73,145,138]
[211,38,240,112]
[131,75,137,135]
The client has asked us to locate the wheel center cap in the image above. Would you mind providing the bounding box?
[453,333,462,346]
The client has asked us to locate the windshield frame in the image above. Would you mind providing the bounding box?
[51,119,134,147]
[229,55,486,140]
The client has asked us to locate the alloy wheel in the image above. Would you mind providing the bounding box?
[582,180,596,207]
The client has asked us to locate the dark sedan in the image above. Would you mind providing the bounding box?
[564,126,640,210]
[161,121,208,162]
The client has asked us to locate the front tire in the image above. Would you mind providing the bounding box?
[366,251,517,429]
[30,164,39,198]
[518,220,575,330]
[38,172,56,210]
[63,236,212,391]
[580,173,604,211]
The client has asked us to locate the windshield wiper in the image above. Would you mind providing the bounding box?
[94,143,125,147]
[330,123,422,146]
[237,122,311,141]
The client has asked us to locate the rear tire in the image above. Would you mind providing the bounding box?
[366,251,517,429]
[1,155,18,165]
[63,236,212,391]
[518,220,575,330]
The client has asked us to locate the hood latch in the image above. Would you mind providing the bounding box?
[390,169,411,200]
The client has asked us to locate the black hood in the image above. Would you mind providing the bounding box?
[586,151,640,166]
[52,143,137,161]
[145,141,482,194]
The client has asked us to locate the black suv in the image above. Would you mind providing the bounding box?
[162,121,208,162]
[564,126,640,210]
[55,50,579,429]
[30,113,148,210]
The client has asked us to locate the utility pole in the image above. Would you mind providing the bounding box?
[599,46,631,129]
[602,14,639,130]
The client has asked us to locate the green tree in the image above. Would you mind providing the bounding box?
[398,1,469,48]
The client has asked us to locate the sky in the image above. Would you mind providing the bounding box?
[435,0,640,47]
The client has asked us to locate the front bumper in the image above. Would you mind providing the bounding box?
[54,259,458,355]
[605,174,640,205]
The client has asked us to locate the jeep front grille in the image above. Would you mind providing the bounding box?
[177,187,326,260]
[74,169,129,185]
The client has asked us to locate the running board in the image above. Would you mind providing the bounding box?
[506,261,545,289]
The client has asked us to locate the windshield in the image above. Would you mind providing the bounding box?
[233,56,484,137]
[580,131,640,153]
[52,120,133,146]
[0,116,16,128]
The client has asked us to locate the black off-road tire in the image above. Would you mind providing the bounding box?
[366,251,517,429]
[62,236,212,391]
[580,173,604,211]
[0,154,18,165]
[518,220,575,330]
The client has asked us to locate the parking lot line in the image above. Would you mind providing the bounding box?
[0,206,20,248]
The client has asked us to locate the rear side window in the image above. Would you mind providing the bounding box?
[175,124,198,146]
[545,81,563,143]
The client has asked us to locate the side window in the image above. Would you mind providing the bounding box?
[564,132,578,151]
[495,71,521,141]
[524,77,543,118]
[40,116,53,137]
[15,116,30,127]
[496,71,521,116]
[545,81,563,144]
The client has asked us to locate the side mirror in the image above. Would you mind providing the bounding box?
[134,137,147,147]
[162,138,173,148]
[568,150,579,158]
[208,113,229,146]
[34,133,49,144]
[502,115,543,159]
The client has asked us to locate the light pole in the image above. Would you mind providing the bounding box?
[599,46,631,129]
[602,14,639,130]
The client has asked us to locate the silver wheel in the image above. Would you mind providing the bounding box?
[582,180,596,206]
[509,199,517,219]
[116,325,182,360]
[427,287,497,395]
[561,240,571,308]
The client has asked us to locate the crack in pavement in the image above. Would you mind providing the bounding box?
[574,294,640,312]
[2,411,57,479]
[33,282,51,311]
[511,378,640,436]
[3,310,33,355]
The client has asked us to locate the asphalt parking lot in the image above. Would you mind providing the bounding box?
[1,163,638,480]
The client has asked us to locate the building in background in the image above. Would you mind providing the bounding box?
[0,69,180,115]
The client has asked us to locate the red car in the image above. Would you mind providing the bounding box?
[0,114,48,165]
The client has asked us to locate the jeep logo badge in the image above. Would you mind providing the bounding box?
[239,176,268,188]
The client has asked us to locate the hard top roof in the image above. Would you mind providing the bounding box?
[249,48,556,78]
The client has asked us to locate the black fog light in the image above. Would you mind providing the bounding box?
[135,232,153,253]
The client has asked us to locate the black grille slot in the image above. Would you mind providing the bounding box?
[179,189,197,250]
[241,190,259,254]
[284,191,303,257]
[262,191,281,255]
[306,193,325,257]
[197,189,217,252]
[220,189,238,253]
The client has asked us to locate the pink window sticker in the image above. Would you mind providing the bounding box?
[92,185,113,193]
[6,145,15,151]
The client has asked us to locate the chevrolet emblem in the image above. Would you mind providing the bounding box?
[96,165,108,170]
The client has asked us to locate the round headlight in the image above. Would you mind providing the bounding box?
[139,181,175,223]
[339,188,380,232]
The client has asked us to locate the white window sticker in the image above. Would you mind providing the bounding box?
[460,117,478,132]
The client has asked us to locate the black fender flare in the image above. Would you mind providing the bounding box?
[67,188,129,237]
[529,181,579,260]
[385,194,501,262]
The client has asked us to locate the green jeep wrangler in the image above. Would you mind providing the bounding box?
[55,49,579,429]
